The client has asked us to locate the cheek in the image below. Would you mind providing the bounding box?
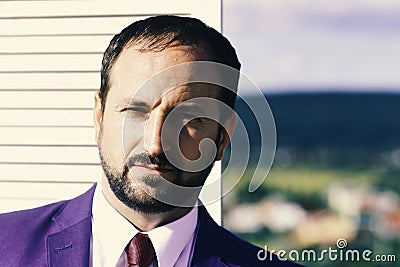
[122,118,145,155]
[99,122,124,164]
[178,129,202,160]
[100,115,143,165]
[178,125,219,161]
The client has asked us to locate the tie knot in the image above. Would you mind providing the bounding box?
[126,233,156,267]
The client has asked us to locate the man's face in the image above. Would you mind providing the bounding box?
[94,46,232,213]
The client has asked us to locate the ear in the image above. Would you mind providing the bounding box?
[93,91,103,145]
[215,113,237,161]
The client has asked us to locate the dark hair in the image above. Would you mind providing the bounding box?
[100,15,241,111]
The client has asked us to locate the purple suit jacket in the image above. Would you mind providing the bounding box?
[0,185,304,266]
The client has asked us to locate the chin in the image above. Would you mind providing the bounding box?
[126,188,177,214]
[131,183,166,203]
[109,176,176,214]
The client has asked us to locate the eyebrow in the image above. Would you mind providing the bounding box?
[114,98,208,115]
[114,98,151,110]
[175,102,206,115]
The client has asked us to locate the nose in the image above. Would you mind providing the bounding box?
[144,109,171,156]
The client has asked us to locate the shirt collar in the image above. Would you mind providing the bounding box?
[92,184,139,266]
[147,202,198,267]
[92,184,198,267]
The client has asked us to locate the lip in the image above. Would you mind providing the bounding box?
[133,163,174,172]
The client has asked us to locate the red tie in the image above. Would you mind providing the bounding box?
[126,233,157,267]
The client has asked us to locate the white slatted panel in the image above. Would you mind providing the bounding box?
[0,110,92,126]
[0,146,98,163]
[0,91,93,107]
[0,73,98,90]
[0,17,144,36]
[0,0,222,222]
[0,36,110,54]
[0,1,192,18]
[0,128,94,145]
[0,54,100,71]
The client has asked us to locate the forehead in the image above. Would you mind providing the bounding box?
[107,47,221,107]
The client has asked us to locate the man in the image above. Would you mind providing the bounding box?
[0,16,303,266]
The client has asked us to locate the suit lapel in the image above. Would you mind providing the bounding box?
[47,184,96,267]
[47,218,91,267]
[192,257,232,267]
[191,205,233,267]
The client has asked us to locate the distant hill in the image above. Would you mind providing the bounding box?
[234,92,400,152]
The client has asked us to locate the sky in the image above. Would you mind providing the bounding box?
[222,0,400,94]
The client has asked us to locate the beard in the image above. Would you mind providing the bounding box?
[99,148,214,214]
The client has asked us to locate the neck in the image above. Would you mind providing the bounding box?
[101,176,195,232]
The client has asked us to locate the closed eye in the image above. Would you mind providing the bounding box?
[178,112,197,121]
[123,107,148,113]
[121,107,150,119]
[184,116,212,126]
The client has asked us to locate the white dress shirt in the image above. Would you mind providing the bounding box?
[91,185,199,267]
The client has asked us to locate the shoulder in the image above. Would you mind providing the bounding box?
[0,185,96,264]
[0,200,68,244]
[0,184,96,233]
[0,184,96,226]
[0,199,67,229]
[0,200,68,264]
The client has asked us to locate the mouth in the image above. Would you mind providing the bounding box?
[133,163,175,172]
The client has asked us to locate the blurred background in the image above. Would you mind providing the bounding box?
[221,1,400,266]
